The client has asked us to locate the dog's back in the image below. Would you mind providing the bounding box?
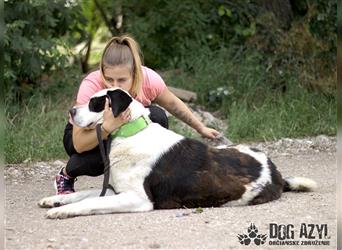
[142,139,285,208]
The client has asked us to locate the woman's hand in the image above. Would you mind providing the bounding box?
[197,126,221,139]
[102,98,131,134]
[72,99,131,153]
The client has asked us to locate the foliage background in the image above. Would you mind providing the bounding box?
[3,0,336,163]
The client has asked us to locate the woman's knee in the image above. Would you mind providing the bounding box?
[148,105,169,129]
[66,149,104,177]
[63,123,77,156]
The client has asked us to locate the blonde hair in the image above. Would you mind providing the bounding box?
[100,35,143,97]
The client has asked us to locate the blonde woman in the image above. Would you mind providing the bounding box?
[56,35,220,194]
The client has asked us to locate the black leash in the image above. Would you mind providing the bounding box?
[96,124,116,196]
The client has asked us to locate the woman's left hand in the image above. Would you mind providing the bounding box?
[197,126,221,139]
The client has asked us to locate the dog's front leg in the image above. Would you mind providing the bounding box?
[38,189,115,208]
[45,192,153,219]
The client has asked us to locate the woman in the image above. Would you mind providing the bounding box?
[56,35,220,194]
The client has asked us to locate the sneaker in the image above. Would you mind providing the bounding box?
[54,168,76,195]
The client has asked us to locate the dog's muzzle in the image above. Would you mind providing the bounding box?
[69,108,77,119]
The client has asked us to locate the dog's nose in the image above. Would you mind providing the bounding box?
[69,108,77,118]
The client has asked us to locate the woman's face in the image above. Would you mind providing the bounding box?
[102,64,133,91]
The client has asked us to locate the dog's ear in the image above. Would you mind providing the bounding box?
[88,95,107,113]
[107,89,133,117]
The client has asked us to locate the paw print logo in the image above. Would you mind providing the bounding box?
[237,234,251,245]
[254,234,268,245]
[237,223,267,246]
[247,223,258,238]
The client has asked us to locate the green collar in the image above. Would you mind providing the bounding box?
[112,116,151,138]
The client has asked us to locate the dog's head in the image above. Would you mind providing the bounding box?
[70,88,139,128]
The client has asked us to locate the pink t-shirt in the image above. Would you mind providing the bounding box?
[76,66,166,106]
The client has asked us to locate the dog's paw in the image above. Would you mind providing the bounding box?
[46,207,69,219]
[38,196,65,208]
[45,202,89,219]
[46,205,78,219]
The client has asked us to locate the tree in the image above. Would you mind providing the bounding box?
[4,1,85,96]
[77,0,125,73]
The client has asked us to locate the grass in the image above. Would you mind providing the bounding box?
[168,85,336,143]
[5,69,81,164]
[5,99,68,163]
[164,46,336,142]
[227,87,336,142]
[4,47,336,163]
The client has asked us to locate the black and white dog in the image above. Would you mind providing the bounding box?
[38,88,317,219]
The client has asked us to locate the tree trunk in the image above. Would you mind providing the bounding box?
[81,36,93,74]
[93,0,117,36]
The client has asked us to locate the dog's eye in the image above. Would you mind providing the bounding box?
[89,96,106,112]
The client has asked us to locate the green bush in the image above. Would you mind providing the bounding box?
[122,0,335,94]
[122,0,260,69]
[4,1,85,97]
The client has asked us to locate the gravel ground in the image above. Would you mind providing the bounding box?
[5,136,337,250]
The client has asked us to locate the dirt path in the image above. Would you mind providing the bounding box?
[5,137,337,249]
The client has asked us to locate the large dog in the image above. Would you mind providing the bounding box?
[39,88,316,219]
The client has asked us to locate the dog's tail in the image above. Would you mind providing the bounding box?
[283,177,317,192]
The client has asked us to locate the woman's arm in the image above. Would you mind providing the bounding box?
[72,99,131,153]
[155,87,220,139]
[72,125,109,153]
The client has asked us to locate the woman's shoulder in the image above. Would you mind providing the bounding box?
[139,66,166,103]
[141,66,165,88]
[142,65,160,76]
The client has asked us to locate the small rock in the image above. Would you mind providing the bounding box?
[175,212,183,217]
[193,207,204,213]
[201,111,217,125]
[11,169,19,175]
[23,158,31,163]
[149,243,161,249]
[316,135,330,143]
[46,244,55,250]
[176,211,191,217]
[53,160,64,166]
[305,140,313,145]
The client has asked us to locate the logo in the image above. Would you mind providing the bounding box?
[269,223,330,246]
[237,223,267,246]
[237,223,331,246]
